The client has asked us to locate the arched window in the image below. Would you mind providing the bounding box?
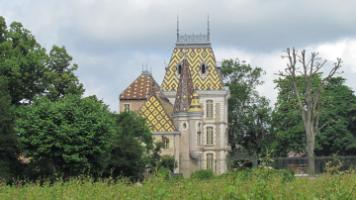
[197,131,201,145]
[201,64,207,74]
[206,100,213,118]
[177,64,182,75]
[162,136,169,149]
[206,153,214,171]
[206,127,213,145]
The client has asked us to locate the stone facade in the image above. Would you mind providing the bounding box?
[119,29,229,177]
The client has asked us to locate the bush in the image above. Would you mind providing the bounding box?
[191,170,214,180]
[158,155,176,172]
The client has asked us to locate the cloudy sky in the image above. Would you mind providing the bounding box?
[1,0,355,111]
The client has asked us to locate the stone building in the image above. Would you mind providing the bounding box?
[119,24,230,177]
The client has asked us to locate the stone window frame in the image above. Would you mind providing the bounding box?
[205,152,215,171]
[162,136,170,149]
[205,126,214,145]
[123,103,130,112]
[205,99,214,119]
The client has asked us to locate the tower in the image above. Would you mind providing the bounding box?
[161,19,230,176]
[119,19,230,177]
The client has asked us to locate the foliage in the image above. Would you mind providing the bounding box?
[325,154,343,175]
[45,45,84,100]
[221,59,273,164]
[191,169,214,180]
[0,16,48,105]
[158,155,176,172]
[0,169,355,199]
[0,77,20,182]
[105,112,153,180]
[279,49,342,175]
[15,95,115,179]
[273,76,356,156]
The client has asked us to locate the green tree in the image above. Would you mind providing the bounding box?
[45,45,84,100]
[0,77,20,181]
[221,59,273,167]
[349,103,356,134]
[273,76,356,156]
[0,16,48,105]
[16,95,114,179]
[279,49,342,175]
[105,112,153,180]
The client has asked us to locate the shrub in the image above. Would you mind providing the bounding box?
[191,170,214,180]
[158,155,176,172]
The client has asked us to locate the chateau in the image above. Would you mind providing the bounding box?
[119,22,230,177]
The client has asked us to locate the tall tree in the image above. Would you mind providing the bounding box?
[0,16,47,105]
[273,76,356,156]
[45,45,84,100]
[0,76,20,181]
[105,112,153,180]
[279,48,342,175]
[221,59,273,166]
[16,95,115,179]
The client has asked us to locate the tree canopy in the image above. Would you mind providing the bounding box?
[273,76,356,156]
[16,95,115,179]
[221,59,273,166]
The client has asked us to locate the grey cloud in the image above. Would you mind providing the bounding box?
[1,0,355,110]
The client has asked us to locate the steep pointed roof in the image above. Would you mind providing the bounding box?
[139,95,177,132]
[174,59,194,113]
[120,71,161,100]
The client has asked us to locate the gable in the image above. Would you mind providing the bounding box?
[139,95,176,132]
[161,47,223,91]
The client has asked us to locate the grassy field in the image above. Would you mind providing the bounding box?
[0,169,355,200]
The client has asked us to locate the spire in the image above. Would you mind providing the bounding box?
[207,14,210,41]
[176,15,180,42]
[174,59,194,113]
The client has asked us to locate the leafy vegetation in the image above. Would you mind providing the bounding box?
[0,169,355,200]
[221,59,273,166]
[273,76,356,156]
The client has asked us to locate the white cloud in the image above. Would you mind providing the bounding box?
[215,38,356,107]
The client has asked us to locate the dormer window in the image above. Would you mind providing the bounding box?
[201,63,208,76]
[177,64,182,75]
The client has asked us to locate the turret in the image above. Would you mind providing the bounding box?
[188,92,203,161]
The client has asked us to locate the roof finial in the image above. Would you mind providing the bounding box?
[177,15,180,42]
[207,14,210,41]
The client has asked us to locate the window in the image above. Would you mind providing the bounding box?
[124,104,130,112]
[182,122,187,129]
[206,127,213,145]
[206,100,213,118]
[197,131,201,145]
[201,64,207,74]
[177,64,182,75]
[162,136,169,149]
[206,153,214,171]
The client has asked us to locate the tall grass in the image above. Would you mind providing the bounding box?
[0,169,355,200]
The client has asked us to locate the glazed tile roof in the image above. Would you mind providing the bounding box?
[120,71,161,100]
[139,95,177,132]
[161,47,224,91]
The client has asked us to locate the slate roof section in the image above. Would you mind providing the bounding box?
[173,59,194,113]
[120,71,161,100]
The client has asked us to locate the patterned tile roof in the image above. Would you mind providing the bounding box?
[161,47,223,91]
[174,59,194,113]
[139,95,176,132]
[120,71,161,100]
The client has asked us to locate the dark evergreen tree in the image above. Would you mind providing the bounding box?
[0,77,20,181]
